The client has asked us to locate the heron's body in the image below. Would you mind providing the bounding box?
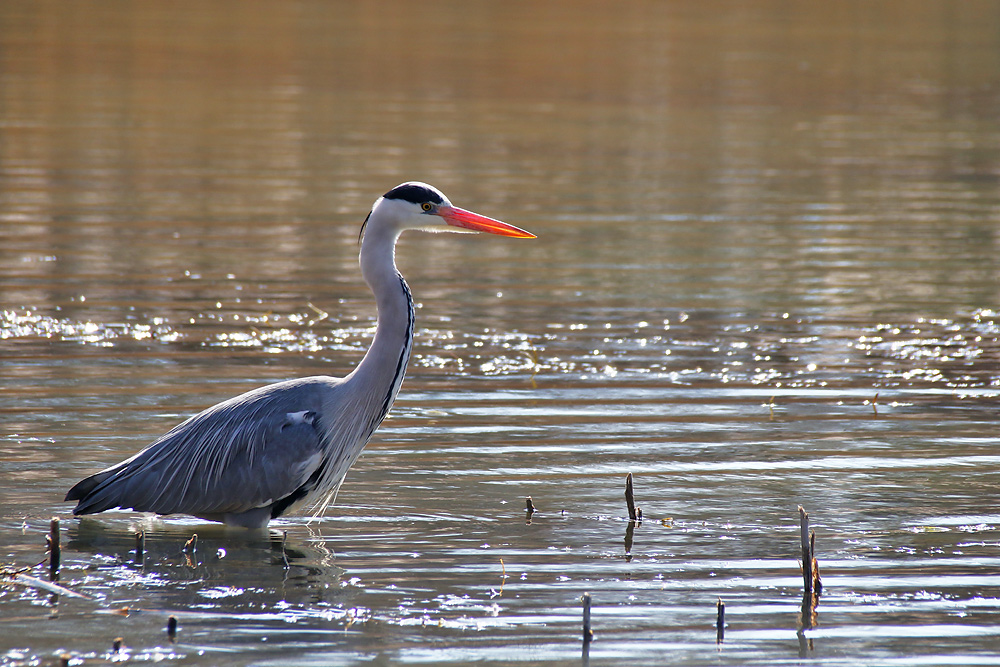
[65,183,533,528]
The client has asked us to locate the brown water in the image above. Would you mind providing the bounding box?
[3,1,1000,665]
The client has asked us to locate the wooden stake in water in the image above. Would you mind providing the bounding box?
[582,592,594,643]
[112,637,123,654]
[167,615,178,642]
[47,517,61,582]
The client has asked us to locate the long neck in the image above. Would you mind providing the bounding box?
[347,224,415,432]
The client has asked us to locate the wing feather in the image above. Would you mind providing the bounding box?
[68,377,342,518]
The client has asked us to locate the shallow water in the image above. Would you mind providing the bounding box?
[3,1,1000,665]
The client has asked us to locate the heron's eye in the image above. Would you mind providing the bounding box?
[421,202,433,212]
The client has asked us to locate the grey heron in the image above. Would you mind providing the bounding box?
[65,182,535,529]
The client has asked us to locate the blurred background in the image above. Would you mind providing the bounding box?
[3,1,1000,665]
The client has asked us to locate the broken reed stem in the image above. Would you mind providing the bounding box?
[798,505,821,633]
[798,506,812,596]
[135,530,145,564]
[48,517,60,581]
[811,529,822,595]
[582,592,593,643]
[625,473,638,521]
[716,598,725,644]
[525,496,535,513]
[182,534,198,555]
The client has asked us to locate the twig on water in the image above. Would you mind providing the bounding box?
[495,558,506,597]
[525,346,540,389]
[306,302,329,326]
[864,391,879,416]
[3,572,92,600]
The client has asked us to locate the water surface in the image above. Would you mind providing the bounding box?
[3,1,1000,665]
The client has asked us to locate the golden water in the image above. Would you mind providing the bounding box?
[3,1,1000,664]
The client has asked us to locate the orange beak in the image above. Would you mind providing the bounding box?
[438,206,536,239]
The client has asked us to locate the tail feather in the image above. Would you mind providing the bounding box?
[64,469,120,514]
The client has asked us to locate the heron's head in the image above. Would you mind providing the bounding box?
[360,182,535,242]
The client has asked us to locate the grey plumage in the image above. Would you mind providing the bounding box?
[65,182,533,529]
[68,378,351,528]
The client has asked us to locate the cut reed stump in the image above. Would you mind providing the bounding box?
[798,506,822,597]
[625,473,640,522]
[716,597,725,644]
[623,473,642,561]
[799,506,812,597]
[582,592,594,643]
[797,505,821,633]
[47,517,61,582]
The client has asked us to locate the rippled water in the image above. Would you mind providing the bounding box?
[3,1,1000,665]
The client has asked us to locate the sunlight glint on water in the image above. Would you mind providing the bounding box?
[3,1,1000,666]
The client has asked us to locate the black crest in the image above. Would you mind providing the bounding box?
[383,182,444,206]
